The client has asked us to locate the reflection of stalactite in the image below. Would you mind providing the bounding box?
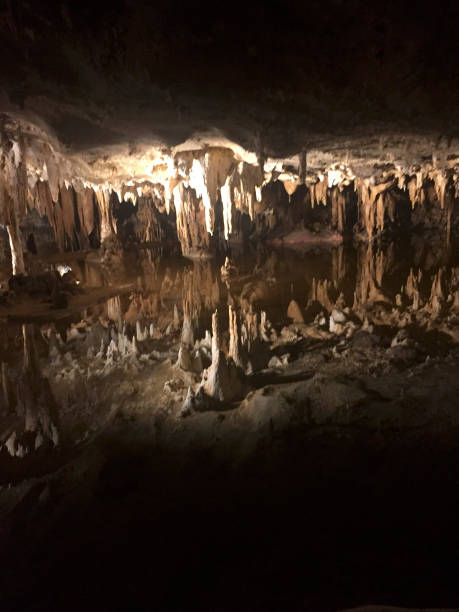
[330,187,346,232]
[354,178,395,239]
[404,268,422,310]
[331,246,346,287]
[353,244,388,307]
[3,324,60,456]
[309,178,328,208]
[309,278,334,312]
[228,304,242,367]
[135,197,163,243]
[1,362,12,412]
[107,296,122,321]
[240,308,259,352]
[181,262,220,345]
[173,183,210,255]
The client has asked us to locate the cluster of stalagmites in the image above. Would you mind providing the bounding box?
[1,113,458,276]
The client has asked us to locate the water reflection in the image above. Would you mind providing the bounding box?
[0,238,458,462]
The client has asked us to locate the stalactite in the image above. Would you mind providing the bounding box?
[220,176,233,240]
[433,171,448,210]
[330,187,346,232]
[36,180,55,225]
[76,187,96,239]
[95,187,116,242]
[355,178,395,239]
[283,179,298,199]
[187,148,235,236]
[6,224,25,275]
[310,177,328,208]
[174,182,210,255]
[44,153,60,203]
[60,185,76,245]
[220,162,262,235]
[135,196,162,243]
[0,124,27,274]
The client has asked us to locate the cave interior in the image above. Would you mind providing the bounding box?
[0,2,459,611]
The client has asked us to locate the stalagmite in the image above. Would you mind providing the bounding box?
[201,309,245,403]
[427,269,444,316]
[405,269,421,310]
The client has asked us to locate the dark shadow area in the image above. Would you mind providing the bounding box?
[2,417,459,611]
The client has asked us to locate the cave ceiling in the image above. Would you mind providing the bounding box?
[0,0,458,166]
